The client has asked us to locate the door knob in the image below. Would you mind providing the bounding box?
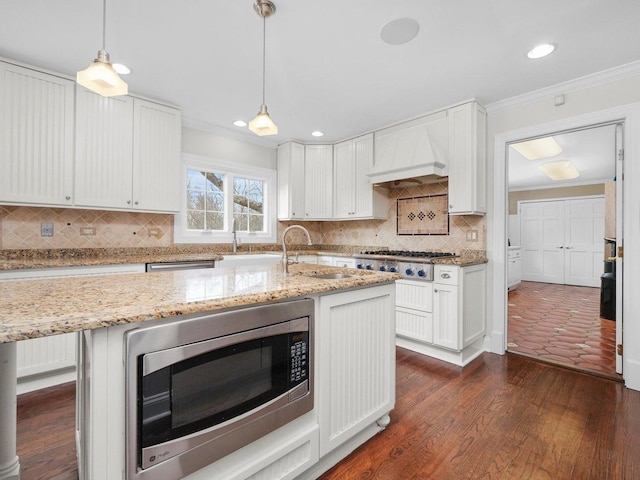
[556,246,564,249]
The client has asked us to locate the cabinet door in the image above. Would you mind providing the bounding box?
[0,62,74,206]
[433,283,459,350]
[353,133,375,218]
[318,285,395,456]
[277,142,305,219]
[74,88,134,209]
[333,140,355,218]
[448,102,486,215]
[304,145,333,219]
[132,99,181,212]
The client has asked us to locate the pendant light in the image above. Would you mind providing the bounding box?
[249,0,278,136]
[76,0,128,97]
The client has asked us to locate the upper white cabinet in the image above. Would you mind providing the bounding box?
[334,133,388,220]
[277,142,333,220]
[447,101,486,215]
[75,89,181,213]
[304,145,333,219]
[277,141,305,219]
[0,62,75,206]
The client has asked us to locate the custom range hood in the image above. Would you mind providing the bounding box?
[368,111,448,187]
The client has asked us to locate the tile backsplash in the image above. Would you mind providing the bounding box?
[0,181,485,252]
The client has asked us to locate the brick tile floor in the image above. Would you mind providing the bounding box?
[507,281,620,380]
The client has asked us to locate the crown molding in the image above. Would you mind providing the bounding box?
[486,60,640,113]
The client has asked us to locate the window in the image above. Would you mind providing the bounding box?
[175,154,276,244]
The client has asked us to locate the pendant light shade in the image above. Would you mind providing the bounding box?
[249,0,278,136]
[77,0,128,97]
[77,50,128,97]
[249,104,278,135]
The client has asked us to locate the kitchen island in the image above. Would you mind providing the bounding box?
[0,262,398,480]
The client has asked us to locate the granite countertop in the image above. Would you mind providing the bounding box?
[431,256,488,267]
[0,263,399,343]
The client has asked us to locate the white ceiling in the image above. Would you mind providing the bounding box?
[508,125,617,191]
[1,0,640,148]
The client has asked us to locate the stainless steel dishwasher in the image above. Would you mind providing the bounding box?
[145,260,216,272]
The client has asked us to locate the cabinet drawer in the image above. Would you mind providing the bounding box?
[396,307,433,344]
[434,265,459,285]
[396,280,433,311]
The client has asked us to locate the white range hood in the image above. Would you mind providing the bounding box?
[368,110,449,186]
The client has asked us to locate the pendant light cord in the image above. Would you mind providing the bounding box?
[261,14,266,105]
[102,0,107,50]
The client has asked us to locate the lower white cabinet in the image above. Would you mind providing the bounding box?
[317,284,395,457]
[508,246,523,290]
[0,264,145,394]
[396,263,486,366]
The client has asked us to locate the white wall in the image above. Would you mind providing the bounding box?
[486,68,640,390]
[182,127,277,170]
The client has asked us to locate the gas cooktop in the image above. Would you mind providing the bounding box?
[354,250,458,262]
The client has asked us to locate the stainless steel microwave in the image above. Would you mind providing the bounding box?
[124,298,314,480]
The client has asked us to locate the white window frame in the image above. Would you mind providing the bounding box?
[174,153,277,244]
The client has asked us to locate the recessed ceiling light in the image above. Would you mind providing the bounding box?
[312,131,324,137]
[380,18,420,45]
[538,160,580,180]
[526,43,556,59]
[112,63,131,75]
[511,136,562,160]
[233,120,247,127]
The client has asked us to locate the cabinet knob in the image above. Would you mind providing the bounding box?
[127,200,131,204]
[134,201,139,205]
[449,204,453,209]
[65,195,71,201]
[434,288,439,293]
[440,272,451,279]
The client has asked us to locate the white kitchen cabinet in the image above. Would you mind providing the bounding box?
[507,246,523,290]
[334,257,356,268]
[447,101,487,215]
[317,284,395,457]
[334,134,388,220]
[277,141,305,220]
[74,89,181,213]
[0,263,145,394]
[317,255,334,266]
[0,61,75,207]
[304,145,333,219]
[396,264,486,366]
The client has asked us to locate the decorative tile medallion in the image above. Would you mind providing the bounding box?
[397,194,449,235]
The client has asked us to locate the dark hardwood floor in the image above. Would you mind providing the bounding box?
[17,348,640,480]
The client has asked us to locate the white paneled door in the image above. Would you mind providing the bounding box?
[520,197,604,287]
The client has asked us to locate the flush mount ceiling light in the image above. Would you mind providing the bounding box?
[249,0,278,136]
[527,43,556,59]
[538,160,580,181]
[233,120,248,127]
[380,18,420,45]
[311,131,324,137]
[76,0,128,97]
[511,136,562,160]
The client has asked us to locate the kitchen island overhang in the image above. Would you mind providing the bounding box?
[0,263,399,480]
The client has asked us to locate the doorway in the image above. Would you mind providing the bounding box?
[505,124,621,379]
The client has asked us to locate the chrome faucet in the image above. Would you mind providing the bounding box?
[232,219,241,253]
[281,225,312,274]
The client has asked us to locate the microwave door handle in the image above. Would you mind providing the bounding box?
[142,320,300,375]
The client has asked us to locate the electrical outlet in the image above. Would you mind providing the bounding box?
[80,227,96,236]
[41,222,54,237]
[466,230,478,241]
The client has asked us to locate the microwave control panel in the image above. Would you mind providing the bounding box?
[289,333,308,384]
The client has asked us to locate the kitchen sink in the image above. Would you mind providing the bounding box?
[306,273,356,280]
